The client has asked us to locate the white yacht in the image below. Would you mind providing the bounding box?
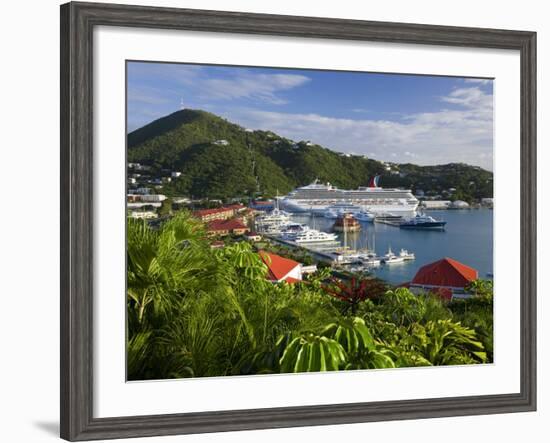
[359,252,381,267]
[278,223,309,240]
[255,196,292,233]
[354,210,375,223]
[382,247,405,264]
[293,229,339,244]
[281,176,418,216]
[399,249,415,260]
[323,208,340,219]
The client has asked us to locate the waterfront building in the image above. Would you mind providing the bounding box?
[207,219,250,236]
[127,210,157,220]
[193,207,235,222]
[421,200,451,210]
[245,231,262,242]
[127,193,167,203]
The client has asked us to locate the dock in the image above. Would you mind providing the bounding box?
[265,234,364,265]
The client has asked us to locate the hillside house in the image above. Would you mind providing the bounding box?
[408,257,478,300]
[259,251,302,284]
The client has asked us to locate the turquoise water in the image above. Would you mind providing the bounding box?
[290,209,493,285]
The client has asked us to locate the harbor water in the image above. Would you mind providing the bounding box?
[289,209,493,285]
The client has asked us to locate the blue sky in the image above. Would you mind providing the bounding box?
[127,62,494,170]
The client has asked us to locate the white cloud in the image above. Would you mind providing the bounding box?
[199,73,310,104]
[440,87,493,109]
[212,86,493,170]
[129,63,310,105]
[464,78,493,85]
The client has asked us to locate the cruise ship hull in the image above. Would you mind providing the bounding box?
[281,199,418,217]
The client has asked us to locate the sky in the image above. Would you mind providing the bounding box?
[127,61,494,170]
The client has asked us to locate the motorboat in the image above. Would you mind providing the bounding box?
[399,249,415,260]
[381,247,405,264]
[354,210,375,222]
[399,213,447,230]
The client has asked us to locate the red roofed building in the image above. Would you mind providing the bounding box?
[409,257,478,299]
[259,251,302,283]
[193,207,235,222]
[207,219,250,236]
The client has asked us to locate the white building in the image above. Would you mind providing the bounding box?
[421,200,452,210]
[128,210,157,219]
[171,171,182,178]
[128,194,167,203]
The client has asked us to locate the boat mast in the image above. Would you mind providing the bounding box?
[343,215,347,250]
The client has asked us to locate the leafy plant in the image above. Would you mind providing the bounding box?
[322,277,387,314]
[279,333,346,373]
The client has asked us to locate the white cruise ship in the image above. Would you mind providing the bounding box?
[281,176,419,216]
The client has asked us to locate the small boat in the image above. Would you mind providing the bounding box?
[359,253,381,267]
[324,208,339,219]
[399,213,447,230]
[381,247,405,264]
[354,210,375,223]
[399,248,415,260]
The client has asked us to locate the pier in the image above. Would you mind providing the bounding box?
[265,234,366,265]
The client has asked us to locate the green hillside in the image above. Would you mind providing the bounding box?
[128,109,493,201]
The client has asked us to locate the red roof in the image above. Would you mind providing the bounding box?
[412,257,478,288]
[208,219,248,231]
[259,251,300,282]
[193,207,233,217]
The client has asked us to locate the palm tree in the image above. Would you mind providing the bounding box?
[127,212,219,327]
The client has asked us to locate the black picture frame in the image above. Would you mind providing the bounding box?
[60,2,537,441]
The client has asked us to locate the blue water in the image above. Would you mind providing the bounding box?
[290,210,493,284]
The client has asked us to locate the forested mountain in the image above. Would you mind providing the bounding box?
[128,109,493,201]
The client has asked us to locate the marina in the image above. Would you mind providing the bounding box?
[293,209,493,284]
[256,209,493,284]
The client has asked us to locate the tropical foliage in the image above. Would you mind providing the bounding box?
[127,213,493,380]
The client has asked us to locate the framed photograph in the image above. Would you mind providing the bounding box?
[60,1,536,441]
